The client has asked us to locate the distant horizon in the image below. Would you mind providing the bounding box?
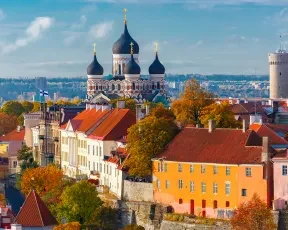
[0,0,285,76]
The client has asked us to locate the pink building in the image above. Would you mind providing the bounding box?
[273,150,288,210]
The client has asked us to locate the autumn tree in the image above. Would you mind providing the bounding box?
[110,97,136,113]
[32,102,41,112]
[200,102,241,128]
[230,193,276,230]
[87,206,118,230]
[126,116,179,176]
[1,100,24,117]
[53,222,81,230]
[55,180,102,224]
[125,224,145,230]
[21,101,34,113]
[171,79,215,126]
[20,164,63,198]
[0,112,18,135]
[150,103,175,121]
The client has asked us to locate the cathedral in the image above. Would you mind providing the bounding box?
[86,9,169,104]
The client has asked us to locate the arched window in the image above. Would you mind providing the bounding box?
[157,82,160,89]
[152,83,155,90]
[118,84,121,90]
[112,84,115,90]
[132,82,135,90]
[96,84,98,90]
[118,64,121,75]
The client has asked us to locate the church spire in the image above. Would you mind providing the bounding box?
[93,43,96,55]
[123,8,128,24]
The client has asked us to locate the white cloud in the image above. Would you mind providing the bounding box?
[0,9,5,21]
[142,41,169,52]
[81,4,97,13]
[64,35,77,46]
[71,15,87,29]
[0,17,54,54]
[24,60,87,67]
[89,21,114,39]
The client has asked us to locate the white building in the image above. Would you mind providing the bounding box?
[60,103,136,198]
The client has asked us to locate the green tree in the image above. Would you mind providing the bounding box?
[200,102,241,128]
[17,113,24,126]
[17,144,39,172]
[32,102,41,112]
[56,180,103,224]
[0,112,18,135]
[171,79,215,126]
[21,101,34,113]
[110,97,136,113]
[88,206,118,230]
[125,224,145,230]
[230,193,276,230]
[1,100,25,117]
[126,116,179,176]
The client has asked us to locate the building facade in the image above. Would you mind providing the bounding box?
[152,121,273,218]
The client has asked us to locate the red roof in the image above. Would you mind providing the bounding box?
[0,128,25,142]
[250,123,288,145]
[14,190,58,227]
[157,127,263,165]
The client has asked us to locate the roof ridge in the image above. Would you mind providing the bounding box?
[264,124,288,144]
[13,190,31,224]
[33,191,44,227]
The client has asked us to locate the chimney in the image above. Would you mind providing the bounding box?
[136,104,142,122]
[208,120,216,133]
[117,100,125,109]
[11,224,22,230]
[96,104,102,111]
[16,126,21,132]
[261,136,270,163]
[242,119,247,133]
[86,103,90,110]
[146,104,150,116]
[102,104,111,112]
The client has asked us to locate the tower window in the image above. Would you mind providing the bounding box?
[157,82,160,89]
[132,83,135,90]
[280,72,282,76]
[118,64,121,75]
[118,84,121,91]
[112,84,115,90]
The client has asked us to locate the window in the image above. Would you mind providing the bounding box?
[104,165,106,174]
[164,163,168,172]
[99,147,102,156]
[213,200,218,209]
[226,166,230,176]
[190,181,194,192]
[88,161,90,170]
[226,201,230,207]
[93,146,95,155]
[225,182,231,195]
[282,165,287,176]
[179,199,183,204]
[201,182,206,193]
[246,167,252,177]
[96,146,98,156]
[213,183,218,194]
[100,163,102,172]
[178,164,183,172]
[93,162,95,171]
[213,166,218,175]
[13,161,17,168]
[156,180,160,189]
[88,145,90,154]
[242,189,247,197]
[158,162,161,172]
[201,165,206,174]
[165,180,170,189]
[178,180,183,189]
[190,164,194,173]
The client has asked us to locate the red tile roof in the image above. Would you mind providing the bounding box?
[0,128,25,142]
[157,127,263,165]
[250,123,288,145]
[14,190,58,227]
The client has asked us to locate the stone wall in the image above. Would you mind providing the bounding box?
[160,220,231,230]
[123,180,153,202]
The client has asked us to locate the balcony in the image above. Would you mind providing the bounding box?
[53,137,59,142]
[39,135,45,140]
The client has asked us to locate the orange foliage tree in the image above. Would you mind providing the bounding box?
[20,164,64,199]
[53,222,81,230]
[0,112,18,135]
[230,193,276,230]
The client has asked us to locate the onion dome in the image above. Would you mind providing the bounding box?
[124,53,141,74]
[112,10,139,54]
[87,44,104,75]
[149,52,165,74]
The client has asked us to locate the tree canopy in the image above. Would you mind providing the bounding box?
[21,101,34,113]
[0,112,18,135]
[171,79,215,126]
[125,224,145,230]
[200,102,241,128]
[1,100,24,117]
[150,103,175,121]
[230,193,276,230]
[55,180,102,224]
[110,97,136,113]
[126,115,179,176]
[53,222,81,230]
[87,206,118,230]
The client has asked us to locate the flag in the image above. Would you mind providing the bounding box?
[40,90,48,97]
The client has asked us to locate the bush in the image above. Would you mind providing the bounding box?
[124,224,145,230]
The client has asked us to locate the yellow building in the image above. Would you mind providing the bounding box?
[152,121,273,218]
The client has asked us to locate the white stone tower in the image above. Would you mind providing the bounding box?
[269,36,288,99]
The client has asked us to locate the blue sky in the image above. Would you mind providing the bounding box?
[0,0,287,77]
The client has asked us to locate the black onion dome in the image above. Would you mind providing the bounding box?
[124,54,141,74]
[113,23,139,54]
[87,54,104,75]
[149,52,165,74]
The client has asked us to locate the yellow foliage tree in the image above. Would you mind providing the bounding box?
[200,102,241,128]
[53,222,81,230]
[171,79,215,126]
[20,164,63,198]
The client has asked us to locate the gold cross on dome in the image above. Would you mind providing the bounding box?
[130,42,134,54]
[155,42,159,53]
[93,43,96,54]
[123,8,128,22]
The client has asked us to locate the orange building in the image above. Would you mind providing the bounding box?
[152,120,273,218]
